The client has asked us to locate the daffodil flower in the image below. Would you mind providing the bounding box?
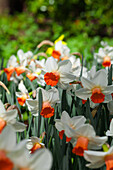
[75,69,113,103]
[84,146,113,169]
[16,80,29,106]
[44,57,76,89]
[4,55,18,81]
[69,124,107,156]
[0,100,26,133]
[55,111,86,142]
[94,44,113,67]
[27,136,45,154]
[26,87,60,118]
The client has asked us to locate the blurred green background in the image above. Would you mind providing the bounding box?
[0,0,113,62]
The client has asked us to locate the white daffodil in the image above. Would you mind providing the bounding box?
[55,111,86,142]
[0,100,26,133]
[27,136,45,154]
[94,44,113,67]
[17,49,33,66]
[75,69,113,104]
[9,144,52,170]
[84,146,113,169]
[4,55,19,81]
[44,57,76,89]
[26,87,60,118]
[106,119,113,136]
[69,124,107,157]
[16,80,29,106]
[26,60,46,86]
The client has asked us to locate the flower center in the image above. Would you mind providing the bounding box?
[44,72,60,86]
[105,154,113,170]
[0,150,14,170]
[17,94,28,106]
[52,50,61,60]
[0,118,6,133]
[40,101,54,118]
[72,136,89,156]
[91,87,105,103]
[102,56,111,67]
[15,66,25,76]
[4,66,15,81]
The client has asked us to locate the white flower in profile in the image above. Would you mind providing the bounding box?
[16,80,29,106]
[94,44,113,67]
[84,146,113,169]
[106,119,113,136]
[0,100,26,133]
[26,60,46,86]
[26,87,60,118]
[9,144,53,170]
[69,124,107,157]
[4,55,19,81]
[27,136,45,154]
[55,111,86,142]
[44,57,76,89]
[75,69,113,104]
[17,49,33,66]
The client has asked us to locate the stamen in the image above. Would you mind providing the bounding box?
[91,87,105,103]
[44,72,60,86]
[72,136,89,156]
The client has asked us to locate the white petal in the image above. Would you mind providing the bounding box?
[88,136,108,149]
[84,150,106,163]
[86,161,105,169]
[2,110,17,123]
[103,85,113,94]
[45,57,58,72]
[60,72,76,83]
[58,60,72,73]
[0,125,16,151]
[18,80,28,94]
[61,111,71,124]
[75,88,91,100]
[26,99,39,116]
[92,69,108,87]
[0,100,6,114]
[72,124,96,138]
[12,121,27,132]
[29,148,53,170]
[55,120,64,131]
[81,77,95,89]
[110,119,113,132]
[47,87,60,104]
